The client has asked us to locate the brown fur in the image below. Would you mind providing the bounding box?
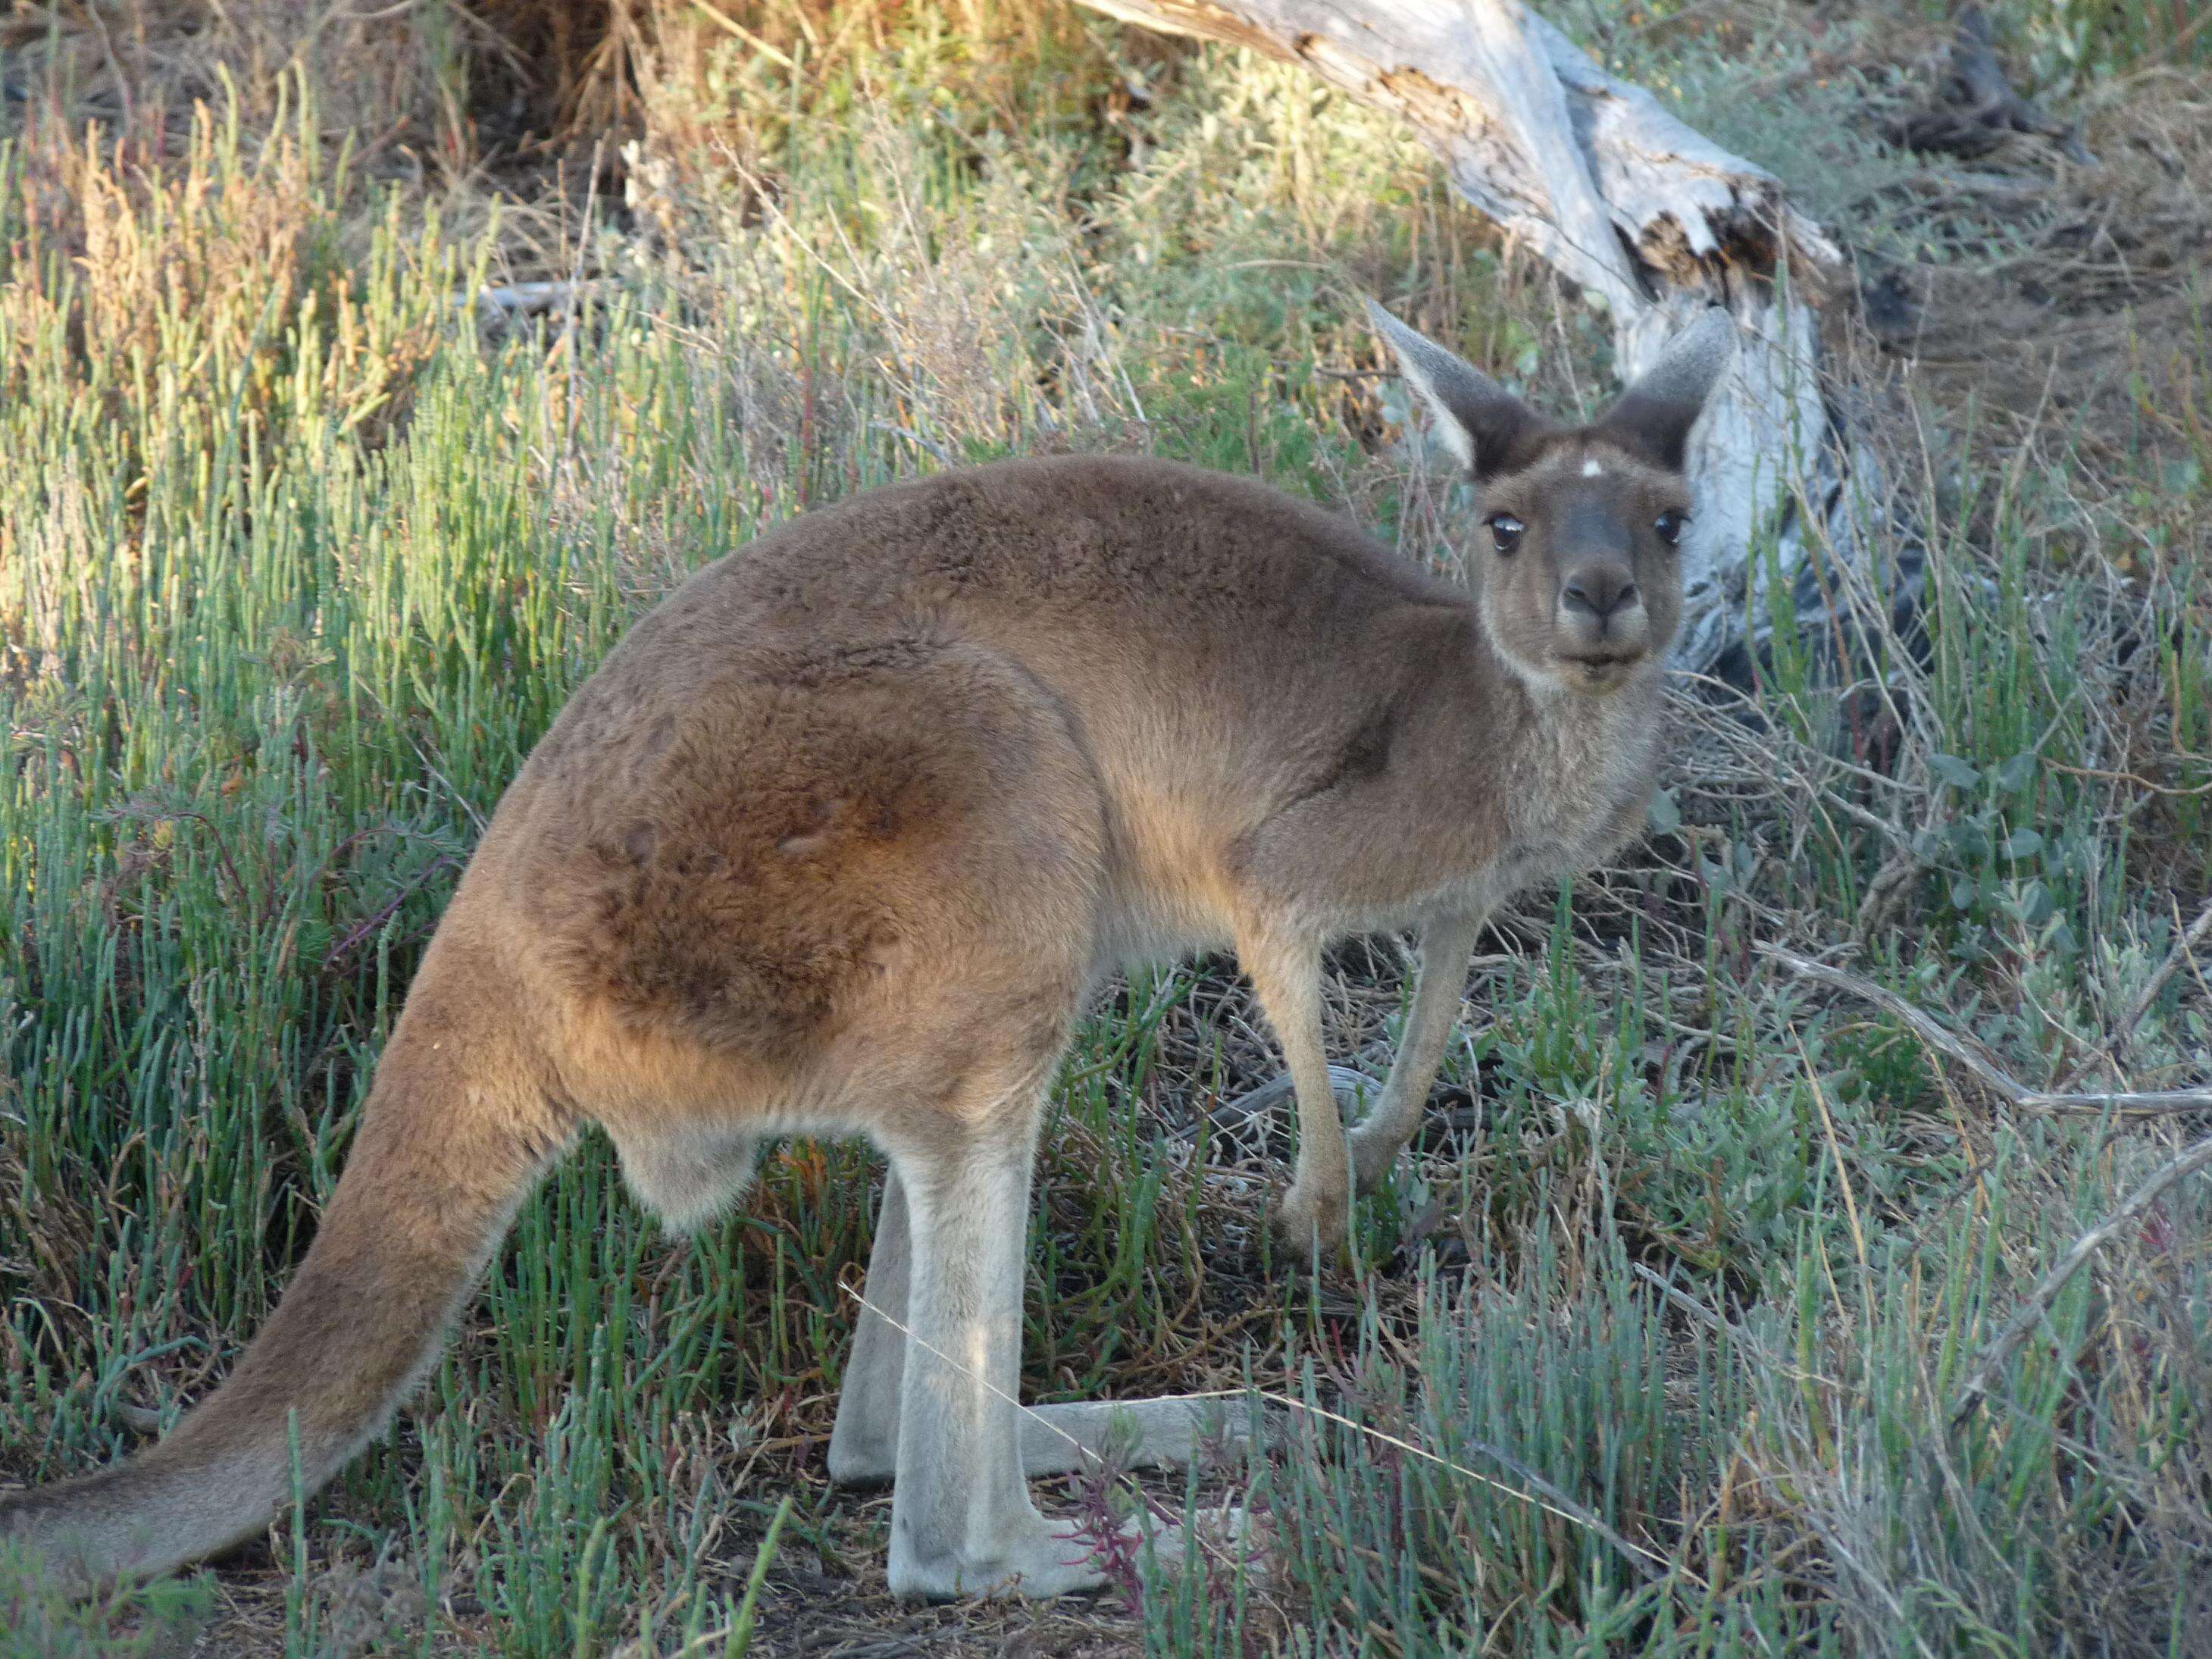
[0,306,1733,1595]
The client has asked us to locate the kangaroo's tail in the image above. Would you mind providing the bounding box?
[0,910,571,1586]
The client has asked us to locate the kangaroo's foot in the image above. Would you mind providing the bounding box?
[1347,1107,1428,1197]
[887,1502,1255,1601]
[1137,1504,1253,1567]
[1274,1175,1352,1267]
[1210,1066,1377,1266]
[889,1509,1110,1601]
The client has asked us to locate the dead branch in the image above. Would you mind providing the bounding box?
[2057,894,2212,1091]
[475,280,600,324]
[1758,944,2212,1119]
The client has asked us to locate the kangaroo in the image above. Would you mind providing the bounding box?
[0,302,1731,1601]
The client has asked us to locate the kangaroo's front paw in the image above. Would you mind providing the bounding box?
[1274,1179,1350,1267]
[1346,1115,1409,1197]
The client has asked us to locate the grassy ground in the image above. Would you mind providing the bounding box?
[0,2,2208,1654]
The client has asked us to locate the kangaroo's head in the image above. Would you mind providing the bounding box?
[1367,301,1734,696]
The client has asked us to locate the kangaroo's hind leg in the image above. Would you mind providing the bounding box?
[830,1168,1241,1487]
[879,1070,1106,1600]
[827,1167,913,1487]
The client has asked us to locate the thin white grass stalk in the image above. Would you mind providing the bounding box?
[1801,1510,1944,1659]
[1797,1030,1871,1294]
[838,1283,1691,1589]
[1229,1388,1690,1587]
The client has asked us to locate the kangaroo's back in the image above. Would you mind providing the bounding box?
[550,453,1465,734]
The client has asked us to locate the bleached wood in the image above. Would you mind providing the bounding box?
[1077,0,1883,668]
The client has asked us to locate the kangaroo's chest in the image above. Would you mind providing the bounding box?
[1493,701,1663,894]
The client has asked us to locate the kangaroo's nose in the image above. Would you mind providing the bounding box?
[1561,568,1638,623]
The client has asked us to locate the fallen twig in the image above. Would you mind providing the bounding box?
[1175,1064,1379,1144]
[1949,1129,2212,1425]
[867,421,955,468]
[2056,894,2212,1091]
[1758,944,2212,1119]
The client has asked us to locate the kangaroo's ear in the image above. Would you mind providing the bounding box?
[1365,299,1547,482]
[1594,309,1735,472]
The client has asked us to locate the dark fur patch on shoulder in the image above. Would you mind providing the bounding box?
[1297,697,1397,803]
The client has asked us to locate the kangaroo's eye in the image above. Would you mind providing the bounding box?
[1488,513,1525,554]
[1654,509,1688,546]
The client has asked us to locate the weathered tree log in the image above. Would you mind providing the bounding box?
[1077,0,1904,675]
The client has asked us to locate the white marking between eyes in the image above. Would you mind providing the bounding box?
[1582,459,1604,477]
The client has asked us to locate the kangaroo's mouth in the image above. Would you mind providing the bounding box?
[1553,650,1648,689]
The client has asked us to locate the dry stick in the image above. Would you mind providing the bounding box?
[475,280,590,317]
[1757,945,2212,1118]
[1948,1130,2212,1426]
[2056,894,2212,1091]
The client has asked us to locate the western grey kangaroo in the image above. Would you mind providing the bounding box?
[0,302,1731,1598]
